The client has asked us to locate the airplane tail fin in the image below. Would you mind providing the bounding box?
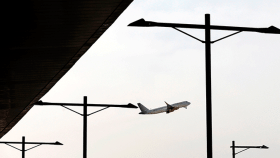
[137,103,149,114]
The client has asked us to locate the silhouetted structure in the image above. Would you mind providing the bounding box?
[230,140,268,158]
[128,14,280,158]
[0,0,133,138]
[0,136,62,158]
[34,96,137,158]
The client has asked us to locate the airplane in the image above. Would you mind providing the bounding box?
[137,101,191,114]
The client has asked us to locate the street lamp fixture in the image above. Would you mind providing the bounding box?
[230,140,268,158]
[0,136,62,158]
[128,14,279,158]
[34,96,137,158]
[54,141,63,145]
[128,18,280,34]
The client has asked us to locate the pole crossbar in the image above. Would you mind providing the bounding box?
[5,143,22,151]
[36,101,136,108]
[173,27,205,43]
[129,18,280,34]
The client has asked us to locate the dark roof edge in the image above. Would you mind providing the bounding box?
[0,0,133,138]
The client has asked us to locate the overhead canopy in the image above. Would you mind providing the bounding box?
[0,0,133,138]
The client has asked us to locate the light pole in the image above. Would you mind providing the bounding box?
[231,140,268,158]
[0,136,62,158]
[128,14,280,158]
[34,96,137,158]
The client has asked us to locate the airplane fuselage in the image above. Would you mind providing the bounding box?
[147,106,180,114]
[138,101,190,114]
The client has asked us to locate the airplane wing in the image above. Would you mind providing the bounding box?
[165,101,174,113]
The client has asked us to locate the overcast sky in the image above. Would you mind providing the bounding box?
[1,0,280,157]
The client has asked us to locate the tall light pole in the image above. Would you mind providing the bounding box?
[35,96,137,158]
[0,136,62,158]
[205,15,212,157]
[128,14,280,158]
[231,140,268,158]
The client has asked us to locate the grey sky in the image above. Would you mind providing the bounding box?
[1,0,280,157]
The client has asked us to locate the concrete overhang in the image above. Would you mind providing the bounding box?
[0,0,133,138]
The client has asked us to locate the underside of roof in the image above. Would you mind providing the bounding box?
[0,0,133,138]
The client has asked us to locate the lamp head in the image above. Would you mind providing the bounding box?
[261,145,269,149]
[35,100,43,105]
[55,141,63,145]
[127,103,138,108]
[128,19,152,27]
[257,26,280,34]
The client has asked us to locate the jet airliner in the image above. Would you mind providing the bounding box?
[138,101,191,114]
